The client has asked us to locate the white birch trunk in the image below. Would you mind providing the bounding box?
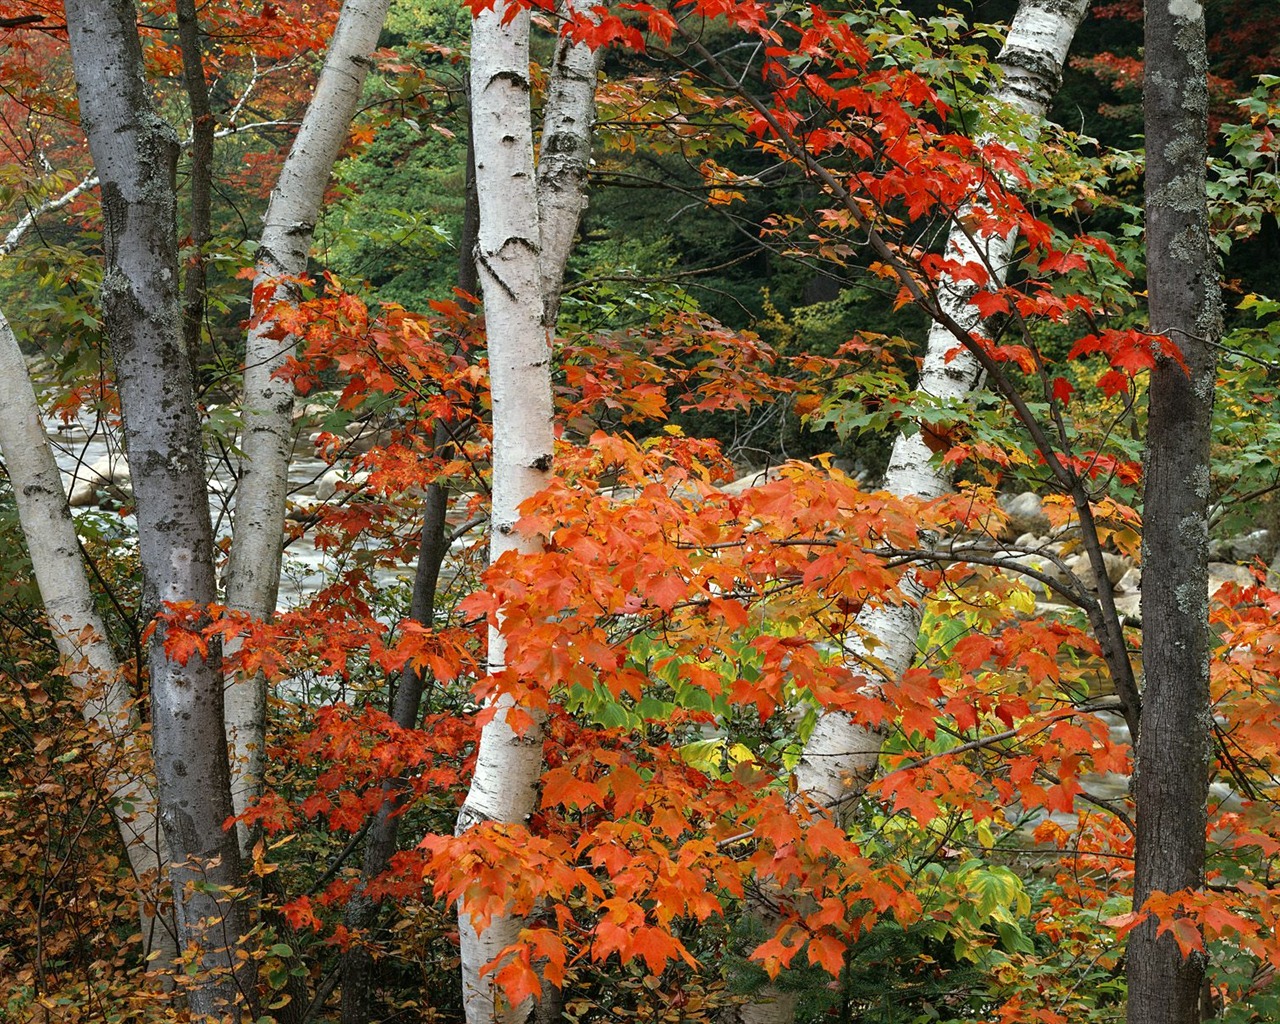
[456,8,552,1022]
[224,0,393,837]
[456,2,600,1019]
[742,6,1089,1022]
[795,0,1090,812]
[536,4,602,325]
[0,306,176,964]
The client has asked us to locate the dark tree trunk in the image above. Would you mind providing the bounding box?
[339,113,480,1020]
[459,127,481,307]
[176,0,214,363]
[64,0,249,1012]
[1128,0,1221,1022]
[340,474,452,1022]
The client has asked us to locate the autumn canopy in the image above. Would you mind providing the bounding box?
[1,0,1279,1022]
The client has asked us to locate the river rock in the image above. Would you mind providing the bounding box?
[718,466,783,496]
[1209,562,1253,593]
[1102,552,1132,584]
[316,467,370,502]
[68,453,131,507]
[1061,551,1129,589]
[343,418,391,455]
[315,468,340,501]
[1048,518,1082,542]
[1012,531,1050,551]
[295,401,331,422]
[1209,528,1273,564]
[1114,595,1141,620]
[999,491,1050,539]
[1115,566,1141,594]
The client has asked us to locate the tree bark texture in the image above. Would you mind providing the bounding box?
[1127,1,1220,1022]
[63,0,249,1011]
[455,8,553,1023]
[536,2,601,326]
[224,0,393,834]
[455,3,600,1020]
[176,0,214,362]
[0,305,176,964]
[795,0,1091,816]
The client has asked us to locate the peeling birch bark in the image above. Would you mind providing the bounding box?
[536,4,602,326]
[455,2,600,1019]
[455,7,552,1021]
[224,0,394,839]
[0,306,175,965]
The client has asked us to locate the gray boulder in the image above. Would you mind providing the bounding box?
[68,453,131,508]
[999,491,1050,539]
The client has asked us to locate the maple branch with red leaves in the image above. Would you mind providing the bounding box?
[671,24,1143,739]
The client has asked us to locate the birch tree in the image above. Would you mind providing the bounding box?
[0,307,175,964]
[536,13,599,327]
[1127,0,1220,1020]
[3,0,403,1001]
[224,0,395,834]
[795,0,1093,817]
[455,3,600,1019]
[738,5,1091,1020]
[62,0,250,1011]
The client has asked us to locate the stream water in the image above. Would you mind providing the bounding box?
[47,415,392,608]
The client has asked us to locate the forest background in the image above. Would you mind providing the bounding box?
[2,0,1280,1022]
